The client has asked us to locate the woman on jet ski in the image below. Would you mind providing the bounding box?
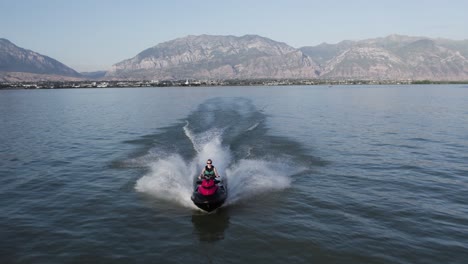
[199,159,220,179]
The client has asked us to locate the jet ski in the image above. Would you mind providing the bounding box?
[191,176,227,212]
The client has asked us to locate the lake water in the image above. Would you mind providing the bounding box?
[1,85,467,263]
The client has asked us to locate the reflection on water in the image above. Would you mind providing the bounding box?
[191,209,230,242]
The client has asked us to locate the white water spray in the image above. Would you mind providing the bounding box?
[135,121,299,210]
[224,159,293,204]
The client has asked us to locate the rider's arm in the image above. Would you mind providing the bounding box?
[214,167,220,177]
[199,168,205,179]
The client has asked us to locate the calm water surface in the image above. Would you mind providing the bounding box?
[1,85,467,263]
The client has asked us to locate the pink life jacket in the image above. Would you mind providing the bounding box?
[198,179,218,196]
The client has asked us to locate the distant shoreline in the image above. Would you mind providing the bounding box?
[1,79,468,89]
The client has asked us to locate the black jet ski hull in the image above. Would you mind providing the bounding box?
[191,180,227,212]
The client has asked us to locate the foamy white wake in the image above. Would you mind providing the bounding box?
[135,122,298,210]
[135,154,196,208]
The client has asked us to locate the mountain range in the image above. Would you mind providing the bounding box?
[0,38,81,81]
[105,35,320,80]
[1,35,468,82]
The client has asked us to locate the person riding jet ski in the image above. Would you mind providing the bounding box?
[191,159,227,212]
[198,159,220,179]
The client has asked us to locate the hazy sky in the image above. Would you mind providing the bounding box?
[1,0,467,71]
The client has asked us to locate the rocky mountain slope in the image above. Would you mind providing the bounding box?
[1,34,467,82]
[0,38,81,81]
[301,35,468,80]
[105,35,320,80]
[108,34,468,81]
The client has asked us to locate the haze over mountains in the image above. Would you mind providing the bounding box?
[1,35,468,82]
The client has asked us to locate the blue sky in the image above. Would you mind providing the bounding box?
[1,0,467,71]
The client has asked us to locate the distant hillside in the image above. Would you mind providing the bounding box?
[108,34,468,81]
[0,38,81,81]
[2,34,468,82]
[106,34,320,80]
[80,71,107,79]
[0,71,83,82]
[300,35,468,80]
